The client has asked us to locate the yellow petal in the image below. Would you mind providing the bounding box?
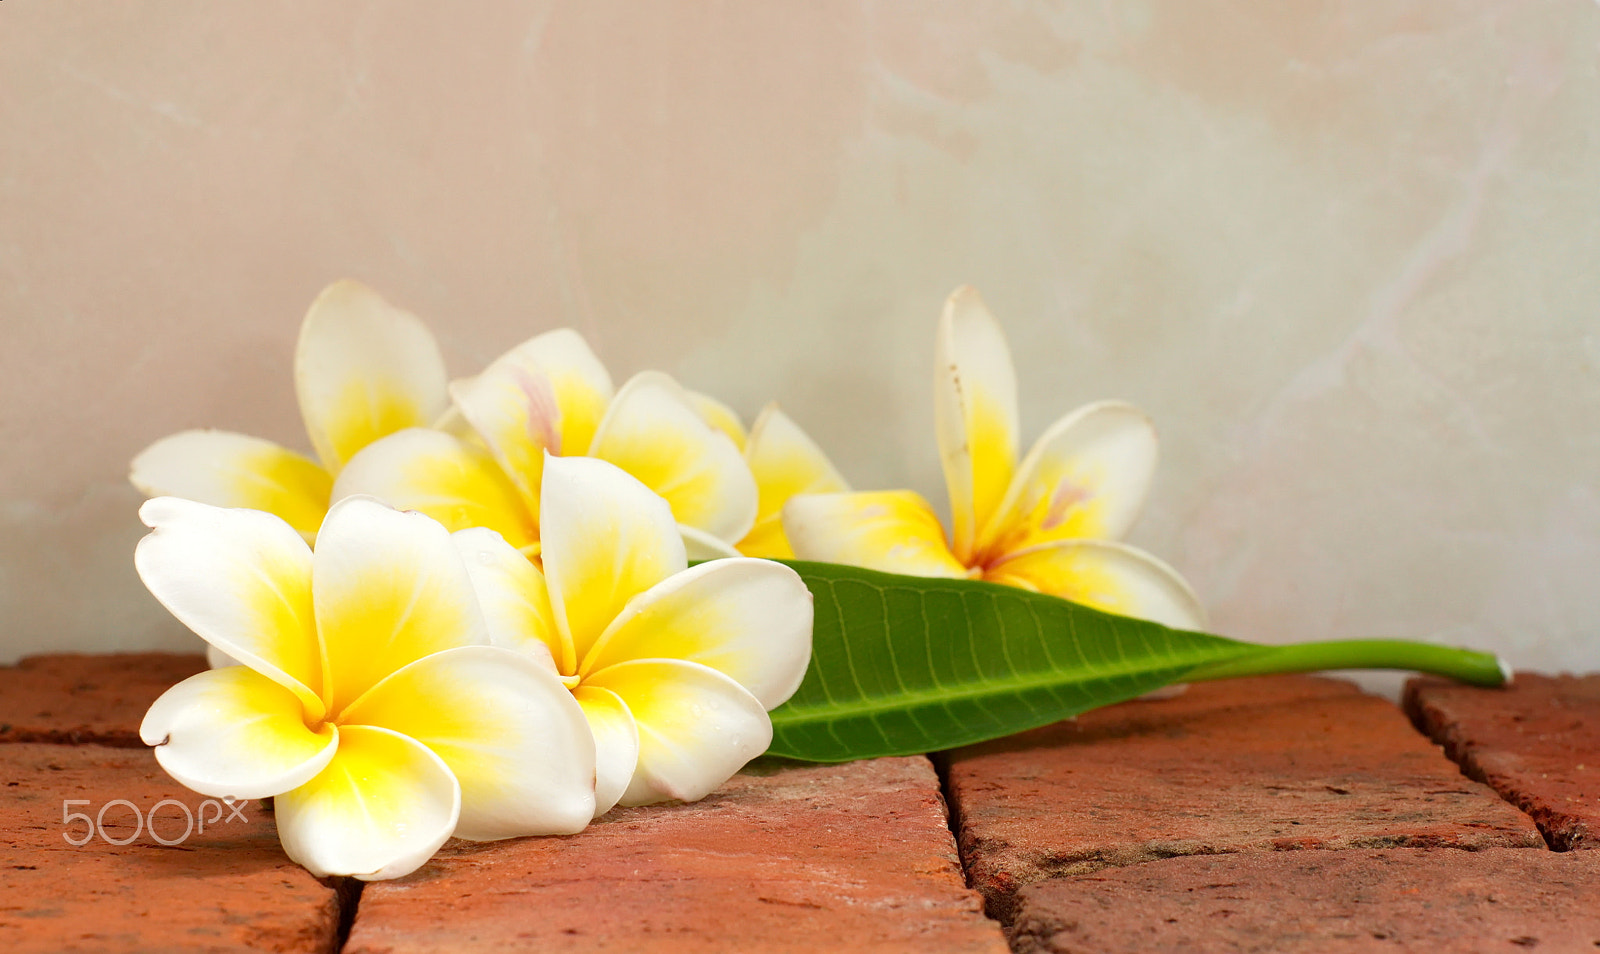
[934,286,1019,563]
[685,389,748,451]
[781,490,968,579]
[451,526,570,675]
[135,497,325,721]
[448,328,614,510]
[573,684,639,818]
[539,455,687,665]
[585,659,771,806]
[313,497,488,717]
[980,400,1158,559]
[737,404,850,559]
[581,558,812,710]
[129,430,331,541]
[295,280,450,473]
[140,666,337,800]
[985,539,1206,629]
[590,371,758,545]
[341,647,595,839]
[332,428,538,550]
[275,724,460,881]
[733,520,794,561]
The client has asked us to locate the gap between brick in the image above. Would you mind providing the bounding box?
[332,877,364,953]
[1399,698,1566,853]
[929,750,1008,928]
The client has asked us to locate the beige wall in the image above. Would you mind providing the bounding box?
[4,2,1598,678]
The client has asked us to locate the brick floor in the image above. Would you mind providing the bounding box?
[941,675,1544,923]
[6,652,1596,952]
[0,742,341,954]
[1007,848,1600,953]
[0,653,206,746]
[1406,673,1600,850]
[346,756,1008,954]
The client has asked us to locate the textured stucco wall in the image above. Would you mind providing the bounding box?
[4,1,1598,677]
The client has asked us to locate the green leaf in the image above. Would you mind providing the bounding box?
[767,561,1506,762]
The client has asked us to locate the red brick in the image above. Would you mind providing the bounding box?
[0,743,341,953]
[0,653,206,746]
[1406,673,1600,850]
[346,756,1008,954]
[943,675,1543,922]
[1008,848,1600,953]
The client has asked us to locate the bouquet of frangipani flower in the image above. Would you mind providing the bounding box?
[131,281,1508,880]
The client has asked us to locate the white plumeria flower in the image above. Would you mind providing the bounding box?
[683,394,851,559]
[333,330,758,560]
[136,495,596,881]
[130,281,450,542]
[451,454,814,817]
[784,286,1205,630]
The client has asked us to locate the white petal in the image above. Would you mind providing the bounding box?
[275,724,461,881]
[312,496,489,716]
[738,404,850,558]
[582,559,813,711]
[451,526,568,674]
[589,371,758,545]
[781,490,969,579]
[129,430,331,540]
[679,523,743,561]
[981,400,1158,556]
[573,684,639,818]
[448,328,614,509]
[141,667,337,800]
[295,280,450,473]
[986,539,1207,630]
[332,428,539,550]
[539,454,687,665]
[586,659,771,806]
[135,497,325,721]
[685,388,748,450]
[935,286,1019,564]
[341,647,596,840]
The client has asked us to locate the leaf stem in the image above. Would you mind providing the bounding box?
[1184,639,1510,688]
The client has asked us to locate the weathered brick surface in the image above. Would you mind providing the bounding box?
[943,675,1543,922]
[0,743,341,953]
[0,653,206,746]
[1008,848,1600,953]
[1406,673,1600,850]
[347,756,1008,954]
